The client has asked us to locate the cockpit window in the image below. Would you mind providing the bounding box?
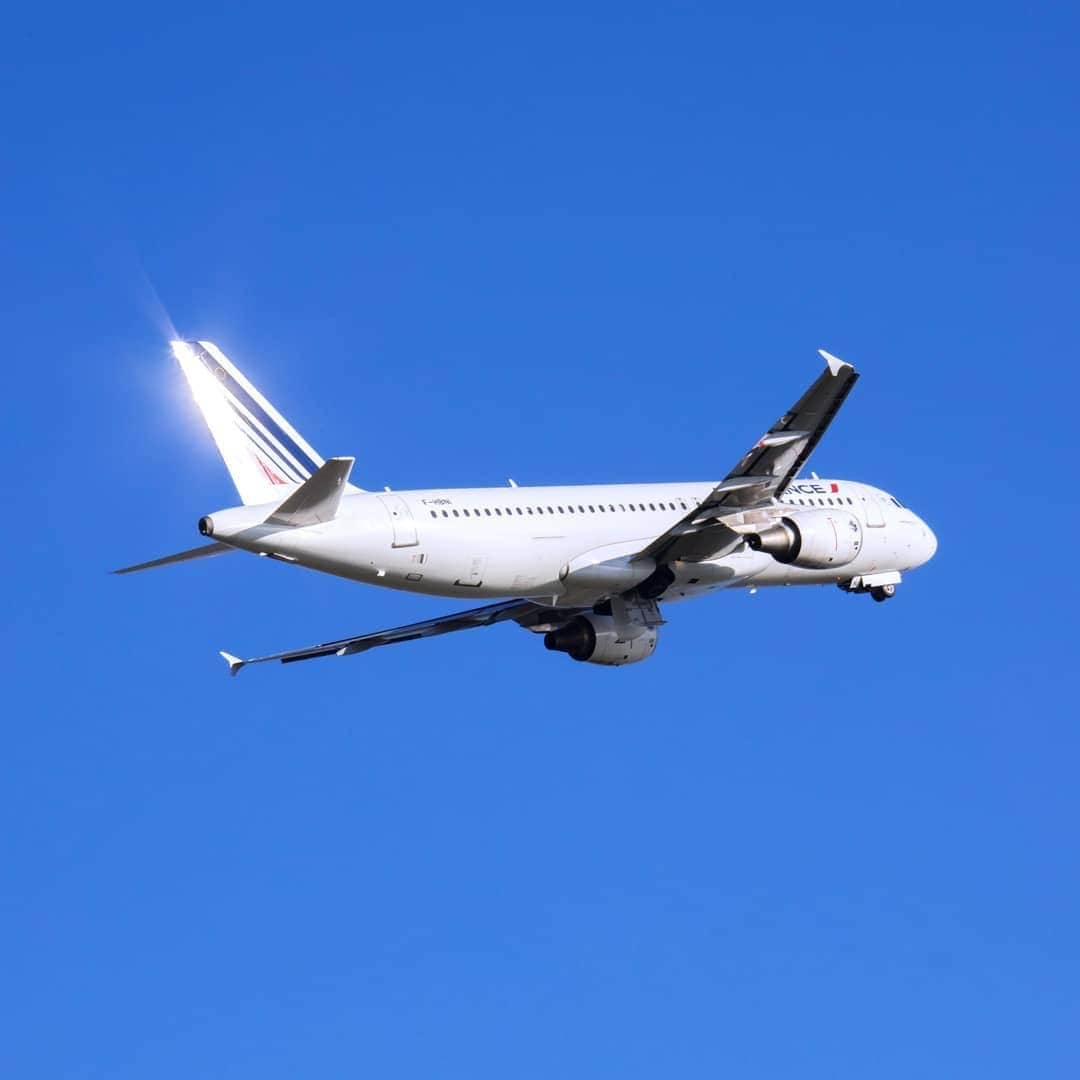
[890,497,904,508]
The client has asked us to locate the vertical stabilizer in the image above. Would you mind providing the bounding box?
[172,340,326,506]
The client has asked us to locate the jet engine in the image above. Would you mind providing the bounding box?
[544,614,659,666]
[746,509,862,569]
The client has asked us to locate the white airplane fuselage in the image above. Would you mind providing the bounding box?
[201,477,937,607]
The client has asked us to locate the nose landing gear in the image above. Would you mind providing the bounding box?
[838,573,901,602]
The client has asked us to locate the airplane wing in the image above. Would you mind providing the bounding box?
[220,599,580,675]
[639,350,859,564]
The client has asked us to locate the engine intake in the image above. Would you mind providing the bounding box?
[544,614,659,666]
[747,510,862,569]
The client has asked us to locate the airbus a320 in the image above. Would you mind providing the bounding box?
[115,342,937,672]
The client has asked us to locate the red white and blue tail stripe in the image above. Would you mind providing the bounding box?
[172,340,329,506]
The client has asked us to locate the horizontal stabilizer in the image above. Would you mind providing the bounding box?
[112,542,234,575]
[266,457,355,527]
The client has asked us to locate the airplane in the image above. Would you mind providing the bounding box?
[115,341,937,673]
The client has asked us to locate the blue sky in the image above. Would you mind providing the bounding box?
[4,4,1078,1077]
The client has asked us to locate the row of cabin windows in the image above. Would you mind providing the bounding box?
[781,496,856,507]
[781,495,903,511]
[425,492,891,518]
[429,499,693,520]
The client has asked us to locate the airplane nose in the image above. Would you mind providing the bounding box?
[921,519,938,562]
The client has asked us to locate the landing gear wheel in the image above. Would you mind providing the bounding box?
[870,584,896,602]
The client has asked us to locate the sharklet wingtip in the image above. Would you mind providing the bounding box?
[220,651,245,676]
[818,348,853,376]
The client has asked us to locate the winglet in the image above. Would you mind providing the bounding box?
[818,349,853,376]
[220,651,245,676]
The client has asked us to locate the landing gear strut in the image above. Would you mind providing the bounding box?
[839,574,901,601]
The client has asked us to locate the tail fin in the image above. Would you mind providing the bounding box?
[172,340,327,506]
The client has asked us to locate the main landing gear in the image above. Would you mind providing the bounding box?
[870,583,896,603]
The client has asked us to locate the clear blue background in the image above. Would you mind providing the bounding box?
[4,4,1077,1077]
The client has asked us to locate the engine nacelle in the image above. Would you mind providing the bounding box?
[747,510,862,569]
[544,614,659,666]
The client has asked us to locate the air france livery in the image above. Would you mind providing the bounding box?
[115,342,937,672]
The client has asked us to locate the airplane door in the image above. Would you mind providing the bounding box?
[864,494,886,528]
[377,495,419,547]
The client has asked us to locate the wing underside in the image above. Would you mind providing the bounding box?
[221,600,582,675]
